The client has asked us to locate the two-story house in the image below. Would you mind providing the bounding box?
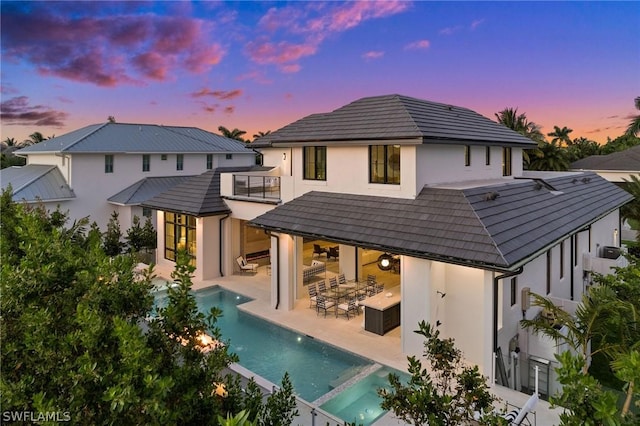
[139,94,630,396]
[3,123,256,231]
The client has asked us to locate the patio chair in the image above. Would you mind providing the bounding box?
[236,256,259,275]
[307,284,318,308]
[375,283,384,294]
[327,246,339,261]
[318,280,329,296]
[316,296,335,317]
[336,298,358,320]
[313,244,327,258]
[338,273,347,285]
[366,274,377,284]
[329,276,339,293]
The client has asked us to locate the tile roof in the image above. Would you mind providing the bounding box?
[254,94,537,148]
[16,123,255,154]
[249,172,632,270]
[0,164,75,202]
[570,145,640,171]
[108,176,194,206]
[141,167,269,216]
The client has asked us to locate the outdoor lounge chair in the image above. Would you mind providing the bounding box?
[316,296,335,317]
[313,244,328,258]
[327,246,339,260]
[236,256,259,275]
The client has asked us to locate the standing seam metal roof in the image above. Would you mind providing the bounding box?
[248,172,632,270]
[16,123,255,154]
[0,164,75,202]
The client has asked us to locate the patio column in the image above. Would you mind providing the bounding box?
[401,257,432,356]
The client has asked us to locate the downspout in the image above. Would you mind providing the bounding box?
[493,266,523,383]
[570,238,575,301]
[219,213,230,277]
[266,230,280,310]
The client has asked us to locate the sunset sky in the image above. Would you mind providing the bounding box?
[1,1,638,145]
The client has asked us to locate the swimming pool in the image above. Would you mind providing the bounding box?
[154,285,407,425]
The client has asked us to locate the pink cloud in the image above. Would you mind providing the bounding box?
[405,40,431,50]
[439,25,462,35]
[362,51,385,60]
[191,89,243,100]
[224,106,235,114]
[250,1,410,72]
[1,96,69,127]
[0,4,223,87]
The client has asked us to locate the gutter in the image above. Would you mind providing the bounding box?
[266,230,280,310]
[219,213,230,276]
[493,267,523,384]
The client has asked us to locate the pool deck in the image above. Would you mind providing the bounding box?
[154,264,562,425]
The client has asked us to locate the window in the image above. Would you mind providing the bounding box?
[105,155,114,173]
[560,241,565,279]
[303,146,326,180]
[206,154,213,170]
[486,146,491,165]
[176,154,184,171]
[546,250,552,294]
[225,154,233,160]
[142,207,152,218]
[164,212,196,265]
[510,277,517,307]
[142,154,150,172]
[369,145,400,184]
[161,154,167,161]
[464,145,471,166]
[502,147,512,176]
[573,234,579,266]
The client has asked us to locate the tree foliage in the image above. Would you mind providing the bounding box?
[378,321,506,425]
[0,192,297,424]
[218,125,247,143]
[625,96,640,137]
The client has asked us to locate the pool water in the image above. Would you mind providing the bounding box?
[154,285,406,425]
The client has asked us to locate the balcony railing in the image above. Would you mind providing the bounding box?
[233,175,280,200]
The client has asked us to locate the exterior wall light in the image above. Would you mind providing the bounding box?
[282,152,287,161]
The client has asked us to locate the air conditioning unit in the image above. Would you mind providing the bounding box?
[601,246,621,259]
[582,252,592,271]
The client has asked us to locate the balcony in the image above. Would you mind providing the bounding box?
[232,175,280,201]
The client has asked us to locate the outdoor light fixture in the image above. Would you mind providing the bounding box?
[282,152,287,160]
[377,253,394,271]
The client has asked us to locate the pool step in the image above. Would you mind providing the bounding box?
[312,363,383,406]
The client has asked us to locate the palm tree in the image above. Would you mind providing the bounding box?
[625,96,640,137]
[528,140,570,171]
[24,132,46,146]
[252,130,271,142]
[108,116,116,123]
[217,126,247,142]
[495,108,545,143]
[1,137,19,152]
[547,125,573,147]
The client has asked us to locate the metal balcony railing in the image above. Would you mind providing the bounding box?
[233,175,280,200]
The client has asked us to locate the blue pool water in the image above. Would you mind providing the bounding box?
[154,285,407,425]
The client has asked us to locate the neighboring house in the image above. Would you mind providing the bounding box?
[570,144,640,183]
[3,123,256,230]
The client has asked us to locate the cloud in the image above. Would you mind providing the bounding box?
[470,19,485,30]
[191,89,243,100]
[404,39,431,50]
[362,51,384,60]
[439,25,462,36]
[223,106,235,114]
[248,1,410,72]
[0,96,68,127]
[0,3,224,87]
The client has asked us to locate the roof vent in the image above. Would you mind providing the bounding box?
[581,177,591,183]
[484,191,500,201]
[534,182,543,190]
[572,178,578,183]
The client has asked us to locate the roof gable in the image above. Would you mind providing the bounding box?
[570,145,640,171]
[0,164,75,202]
[255,94,536,147]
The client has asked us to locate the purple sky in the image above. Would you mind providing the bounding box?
[1,1,639,144]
